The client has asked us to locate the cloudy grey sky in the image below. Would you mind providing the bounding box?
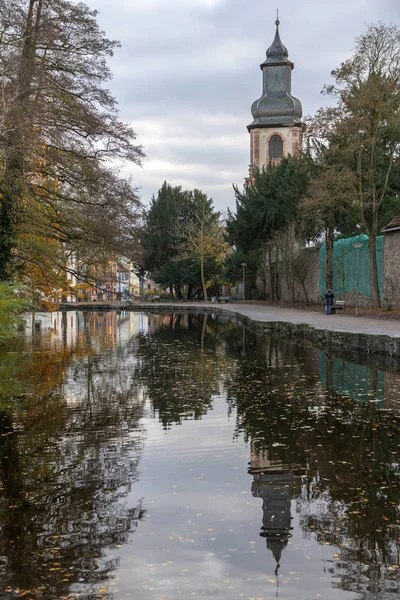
[89,0,398,212]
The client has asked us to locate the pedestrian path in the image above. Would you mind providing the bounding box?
[217,303,400,339]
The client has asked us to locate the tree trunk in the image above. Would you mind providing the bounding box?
[369,368,378,399]
[369,233,381,308]
[268,249,275,301]
[326,226,334,291]
[289,223,296,302]
[326,353,333,390]
[263,247,268,300]
[200,252,207,302]
[31,311,35,337]
[298,276,310,306]
[0,0,43,279]
[200,313,208,352]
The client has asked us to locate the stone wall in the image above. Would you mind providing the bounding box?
[280,247,321,305]
[384,230,400,306]
[279,245,376,308]
[236,230,399,306]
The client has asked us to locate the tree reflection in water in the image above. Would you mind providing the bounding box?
[0,310,399,599]
[226,331,400,600]
[133,312,231,428]
[0,311,146,599]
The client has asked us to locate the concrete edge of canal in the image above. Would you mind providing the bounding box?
[58,301,400,359]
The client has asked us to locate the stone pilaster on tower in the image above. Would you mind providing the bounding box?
[248,16,304,173]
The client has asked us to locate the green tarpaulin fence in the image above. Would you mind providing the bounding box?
[319,234,384,298]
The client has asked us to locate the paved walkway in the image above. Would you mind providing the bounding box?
[216,303,400,339]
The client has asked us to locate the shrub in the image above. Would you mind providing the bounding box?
[382,296,393,311]
[0,283,28,340]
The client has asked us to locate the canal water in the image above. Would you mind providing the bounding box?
[0,310,399,600]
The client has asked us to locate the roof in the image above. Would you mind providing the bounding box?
[382,214,400,233]
[261,19,294,70]
[248,18,302,130]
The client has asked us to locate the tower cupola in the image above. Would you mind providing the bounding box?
[262,16,292,68]
[247,14,304,171]
[249,16,302,130]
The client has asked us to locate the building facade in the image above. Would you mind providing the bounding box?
[248,16,304,174]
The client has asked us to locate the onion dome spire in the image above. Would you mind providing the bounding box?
[248,14,302,130]
[262,11,293,69]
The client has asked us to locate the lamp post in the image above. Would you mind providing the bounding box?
[352,242,363,315]
[241,263,247,301]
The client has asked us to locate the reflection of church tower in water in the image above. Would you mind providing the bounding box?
[248,13,304,174]
[250,444,303,571]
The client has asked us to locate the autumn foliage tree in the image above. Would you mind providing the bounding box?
[301,139,358,290]
[0,0,144,283]
[176,190,229,302]
[308,23,400,306]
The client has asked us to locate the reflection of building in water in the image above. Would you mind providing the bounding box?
[25,311,149,348]
[25,311,83,347]
[250,444,303,569]
[148,313,190,334]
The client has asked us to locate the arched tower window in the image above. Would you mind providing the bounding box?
[269,134,283,159]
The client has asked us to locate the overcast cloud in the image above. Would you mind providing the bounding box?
[88,0,399,212]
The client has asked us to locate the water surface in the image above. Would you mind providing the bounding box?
[0,310,399,600]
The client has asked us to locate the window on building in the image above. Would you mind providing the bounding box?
[269,134,283,159]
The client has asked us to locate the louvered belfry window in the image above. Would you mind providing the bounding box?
[269,134,283,159]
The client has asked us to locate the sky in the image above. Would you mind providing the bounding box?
[88,0,399,213]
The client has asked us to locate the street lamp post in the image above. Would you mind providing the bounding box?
[241,263,247,301]
[352,242,363,315]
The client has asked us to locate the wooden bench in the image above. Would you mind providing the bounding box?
[333,300,345,314]
[218,296,232,303]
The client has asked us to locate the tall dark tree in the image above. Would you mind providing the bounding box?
[143,182,225,299]
[142,182,190,297]
[227,156,310,298]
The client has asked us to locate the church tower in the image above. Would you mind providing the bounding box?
[248,14,303,173]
